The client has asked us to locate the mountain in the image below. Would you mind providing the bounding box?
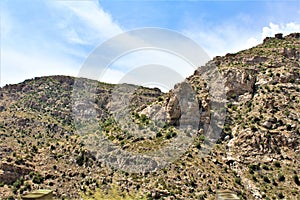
[0,33,299,199]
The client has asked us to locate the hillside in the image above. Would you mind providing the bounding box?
[0,33,299,199]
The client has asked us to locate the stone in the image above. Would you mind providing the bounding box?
[283,47,300,59]
[246,56,268,65]
[275,33,283,39]
[263,121,272,129]
[166,95,181,126]
[224,135,230,141]
[223,69,257,97]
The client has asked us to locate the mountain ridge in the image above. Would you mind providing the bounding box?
[0,33,299,199]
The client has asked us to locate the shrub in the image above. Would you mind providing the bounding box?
[232,105,238,111]
[274,161,281,168]
[156,132,162,138]
[278,174,285,182]
[272,179,278,186]
[32,145,38,153]
[262,164,269,170]
[140,114,148,123]
[32,173,43,184]
[249,164,260,171]
[293,175,300,185]
[227,102,233,108]
[165,132,172,139]
[165,131,176,139]
[231,93,237,99]
[250,125,258,132]
[278,192,284,199]
[263,176,270,183]
[76,152,87,166]
[24,182,31,191]
[249,168,254,174]
[286,124,292,131]
[235,177,242,185]
[199,134,205,141]
[195,142,201,150]
[13,177,24,193]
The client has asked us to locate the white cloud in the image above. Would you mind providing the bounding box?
[1,0,124,86]
[261,22,300,39]
[183,22,300,58]
[52,0,123,45]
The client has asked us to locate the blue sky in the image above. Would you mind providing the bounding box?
[1,0,300,87]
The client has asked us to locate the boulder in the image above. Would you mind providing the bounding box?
[275,33,283,39]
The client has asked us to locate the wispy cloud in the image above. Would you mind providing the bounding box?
[1,0,124,86]
[50,0,123,45]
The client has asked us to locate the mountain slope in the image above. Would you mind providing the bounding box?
[0,33,299,199]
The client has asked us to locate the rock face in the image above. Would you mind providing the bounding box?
[222,69,257,99]
[0,163,32,184]
[246,56,268,65]
[166,94,181,126]
[283,47,300,59]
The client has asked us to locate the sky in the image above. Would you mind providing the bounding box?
[1,0,300,88]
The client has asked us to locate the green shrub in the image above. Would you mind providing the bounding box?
[199,134,205,141]
[140,114,148,123]
[263,176,270,183]
[157,96,163,102]
[278,174,285,182]
[231,93,237,99]
[5,196,14,200]
[274,161,281,168]
[13,177,24,193]
[232,105,238,111]
[235,177,242,185]
[156,132,162,138]
[227,102,233,108]
[248,164,260,171]
[262,164,269,170]
[250,125,258,132]
[165,131,176,139]
[293,175,300,185]
[32,145,38,153]
[32,173,43,184]
[195,142,201,150]
[165,132,172,139]
[278,192,284,199]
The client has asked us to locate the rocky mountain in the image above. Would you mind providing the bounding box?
[0,33,299,199]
